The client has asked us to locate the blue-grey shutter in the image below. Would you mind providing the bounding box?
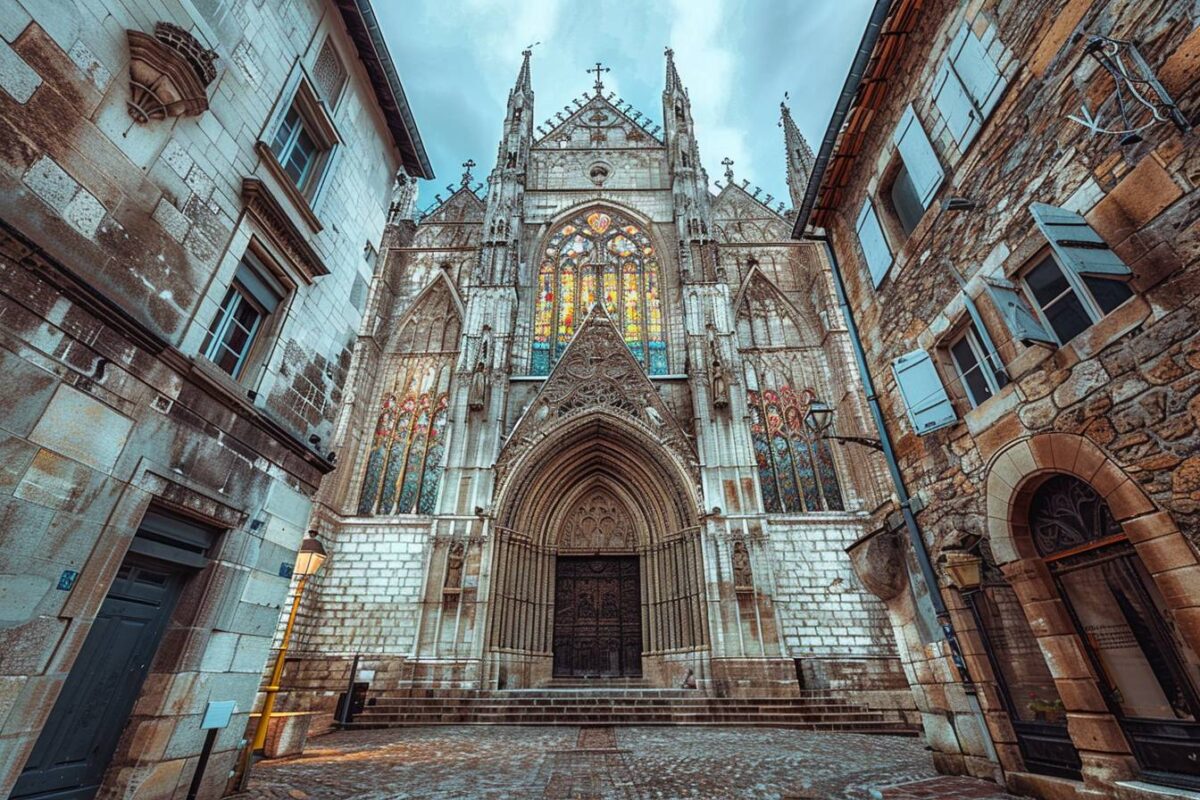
[1029,203,1131,279]
[856,199,892,288]
[892,349,957,434]
[950,24,1005,118]
[892,105,944,208]
[235,259,283,313]
[983,279,1057,346]
[933,62,980,147]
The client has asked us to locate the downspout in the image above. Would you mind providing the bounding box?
[807,232,966,678]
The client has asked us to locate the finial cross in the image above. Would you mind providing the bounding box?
[589,61,610,92]
[460,159,476,186]
[721,157,734,180]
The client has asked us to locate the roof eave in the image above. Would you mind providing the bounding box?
[335,0,435,180]
[791,0,903,239]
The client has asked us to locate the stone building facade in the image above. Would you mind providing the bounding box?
[0,0,429,797]
[794,0,1200,797]
[280,51,911,717]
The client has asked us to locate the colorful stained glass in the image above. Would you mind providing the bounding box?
[747,383,845,514]
[530,209,667,375]
[357,361,452,517]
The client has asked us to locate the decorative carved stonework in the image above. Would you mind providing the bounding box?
[495,304,696,481]
[126,23,217,122]
[732,540,753,591]
[241,178,329,283]
[559,489,635,552]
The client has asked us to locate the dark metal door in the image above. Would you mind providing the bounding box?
[553,557,641,677]
[12,557,184,800]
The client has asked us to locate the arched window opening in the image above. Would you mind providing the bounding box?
[532,209,666,375]
[745,366,843,514]
[1030,474,1200,783]
[357,360,452,515]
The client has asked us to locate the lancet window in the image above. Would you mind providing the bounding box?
[532,209,666,375]
[357,282,460,516]
[746,365,844,514]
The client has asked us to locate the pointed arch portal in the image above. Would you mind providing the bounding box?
[488,413,708,684]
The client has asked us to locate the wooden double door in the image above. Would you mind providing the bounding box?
[553,557,642,677]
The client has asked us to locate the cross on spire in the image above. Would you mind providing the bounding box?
[721,157,734,181]
[460,159,476,187]
[589,61,610,93]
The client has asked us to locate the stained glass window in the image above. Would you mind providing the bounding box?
[746,379,844,514]
[357,360,452,515]
[531,209,667,374]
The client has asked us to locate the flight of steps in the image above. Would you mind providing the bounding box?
[347,681,917,734]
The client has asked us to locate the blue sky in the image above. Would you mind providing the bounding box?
[377,0,875,211]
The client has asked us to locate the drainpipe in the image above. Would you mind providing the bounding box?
[806,232,970,681]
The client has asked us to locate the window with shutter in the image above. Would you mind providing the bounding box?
[1029,203,1132,280]
[983,278,1056,345]
[934,22,1006,149]
[951,24,1004,118]
[856,199,893,288]
[933,63,979,146]
[892,349,957,434]
[892,105,944,208]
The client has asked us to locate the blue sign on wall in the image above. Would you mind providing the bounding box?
[279,562,294,579]
[57,570,79,591]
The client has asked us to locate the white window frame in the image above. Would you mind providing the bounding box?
[260,67,343,211]
[1018,251,1133,346]
[201,253,286,382]
[947,325,1005,409]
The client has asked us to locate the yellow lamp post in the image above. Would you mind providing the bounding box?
[248,530,327,752]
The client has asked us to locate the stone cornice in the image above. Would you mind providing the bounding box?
[241,174,329,282]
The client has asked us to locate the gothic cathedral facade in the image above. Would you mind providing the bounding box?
[296,51,905,698]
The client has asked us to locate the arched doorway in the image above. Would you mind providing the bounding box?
[488,412,707,688]
[1028,474,1200,788]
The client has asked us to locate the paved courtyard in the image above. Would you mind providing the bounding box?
[236,727,1019,799]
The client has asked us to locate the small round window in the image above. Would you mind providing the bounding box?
[587,162,611,185]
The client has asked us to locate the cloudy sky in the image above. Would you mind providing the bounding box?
[377,0,875,211]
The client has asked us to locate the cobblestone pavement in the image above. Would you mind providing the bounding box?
[234,727,1020,800]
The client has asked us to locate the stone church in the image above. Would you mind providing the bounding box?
[289,50,906,703]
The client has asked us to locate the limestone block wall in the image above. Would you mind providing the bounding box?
[768,516,896,661]
[294,519,432,656]
[0,0,413,797]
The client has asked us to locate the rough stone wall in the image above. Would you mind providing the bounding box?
[0,0,403,797]
[824,0,1200,787]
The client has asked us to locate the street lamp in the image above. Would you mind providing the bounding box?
[243,530,327,774]
[940,549,983,594]
[803,396,884,451]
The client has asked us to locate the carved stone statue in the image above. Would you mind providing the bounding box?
[681,668,697,689]
[445,542,465,589]
[732,540,753,589]
[708,328,729,409]
[468,330,491,412]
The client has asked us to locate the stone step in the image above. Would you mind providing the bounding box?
[346,718,918,734]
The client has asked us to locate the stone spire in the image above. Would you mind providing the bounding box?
[478,49,535,283]
[662,47,716,280]
[664,46,684,94]
[781,98,815,211]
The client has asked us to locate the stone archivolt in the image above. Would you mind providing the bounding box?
[495,303,696,495]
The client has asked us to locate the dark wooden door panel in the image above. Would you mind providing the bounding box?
[12,560,183,800]
[553,557,641,677]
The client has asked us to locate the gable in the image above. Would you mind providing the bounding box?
[385,272,464,354]
[712,186,790,244]
[496,304,694,474]
[419,187,485,225]
[534,95,664,150]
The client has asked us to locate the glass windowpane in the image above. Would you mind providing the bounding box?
[891,166,925,236]
[1084,276,1134,315]
[951,335,993,407]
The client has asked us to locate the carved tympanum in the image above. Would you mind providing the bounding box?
[127,22,217,122]
[559,489,635,552]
